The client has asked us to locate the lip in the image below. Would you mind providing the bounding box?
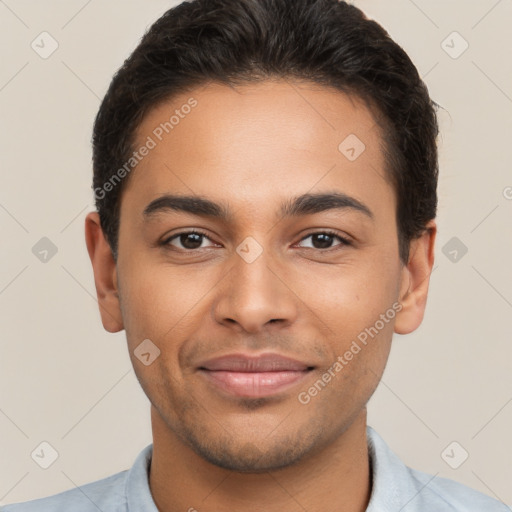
[198,353,314,398]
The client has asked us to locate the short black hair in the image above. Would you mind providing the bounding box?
[92,0,439,263]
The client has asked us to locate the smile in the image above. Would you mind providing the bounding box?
[197,352,315,398]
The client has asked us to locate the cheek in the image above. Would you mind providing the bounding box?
[117,259,217,346]
[293,256,400,336]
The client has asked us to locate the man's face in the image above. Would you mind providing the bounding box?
[115,80,405,471]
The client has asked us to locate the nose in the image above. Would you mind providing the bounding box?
[212,248,299,334]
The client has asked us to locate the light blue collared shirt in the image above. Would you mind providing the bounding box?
[2,426,509,511]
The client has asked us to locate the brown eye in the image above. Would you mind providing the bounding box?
[163,230,216,250]
[297,231,351,250]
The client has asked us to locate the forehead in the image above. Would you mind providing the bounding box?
[123,79,394,222]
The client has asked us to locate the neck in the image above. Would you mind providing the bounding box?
[149,407,372,512]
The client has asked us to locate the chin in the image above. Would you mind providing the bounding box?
[177,419,326,473]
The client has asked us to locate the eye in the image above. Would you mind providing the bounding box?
[296,231,351,251]
[162,230,218,251]
[161,229,351,252]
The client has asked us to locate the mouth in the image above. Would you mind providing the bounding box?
[197,353,315,398]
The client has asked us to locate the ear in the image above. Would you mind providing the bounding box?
[394,220,436,335]
[84,211,124,333]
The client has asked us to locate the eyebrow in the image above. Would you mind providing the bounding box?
[143,191,374,222]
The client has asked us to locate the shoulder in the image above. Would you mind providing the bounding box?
[366,426,509,512]
[406,465,510,511]
[1,470,129,512]
[1,443,154,512]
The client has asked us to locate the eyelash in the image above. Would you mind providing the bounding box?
[161,229,352,253]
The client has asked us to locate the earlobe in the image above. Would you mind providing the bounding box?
[394,221,436,335]
[84,212,124,333]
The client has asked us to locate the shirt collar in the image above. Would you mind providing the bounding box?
[366,425,425,511]
[125,443,159,512]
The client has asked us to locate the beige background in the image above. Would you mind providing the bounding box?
[1,0,511,507]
